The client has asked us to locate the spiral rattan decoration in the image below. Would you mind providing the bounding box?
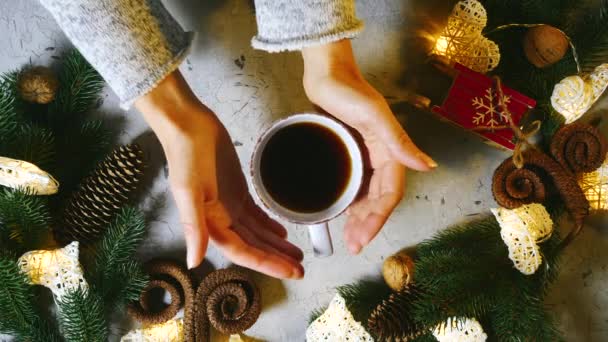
[492,122,608,244]
[193,268,261,339]
[550,123,607,174]
[492,149,589,237]
[128,259,260,342]
[127,260,195,336]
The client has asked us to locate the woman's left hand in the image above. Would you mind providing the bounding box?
[302,40,437,254]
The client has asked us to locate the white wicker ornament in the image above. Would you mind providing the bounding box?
[491,204,554,275]
[578,155,608,211]
[306,294,373,342]
[432,0,500,73]
[121,318,184,342]
[0,156,59,195]
[551,63,608,123]
[17,241,88,300]
[432,317,487,342]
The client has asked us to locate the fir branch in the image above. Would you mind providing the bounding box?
[89,207,148,310]
[308,306,327,325]
[93,207,146,279]
[53,119,112,200]
[0,72,21,149]
[337,278,393,325]
[0,253,35,337]
[0,188,51,253]
[9,124,56,172]
[568,0,608,73]
[49,50,104,118]
[108,260,149,311]
[57,288,108,342]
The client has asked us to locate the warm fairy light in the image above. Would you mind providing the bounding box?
[491,204,554,275]
[121,318,184,342]
[552,64,608,123]
[579,156,608,211]
[0,156,59,195]
[307,294,373,341]
[430,0,500,73]
[433,36,449,55]
[17,241,88,300]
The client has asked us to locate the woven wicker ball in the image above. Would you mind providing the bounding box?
[523,25,569,68]
[17,66,59,104]
[382,250,415,291]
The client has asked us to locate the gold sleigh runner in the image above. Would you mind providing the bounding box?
[126,259,261,341]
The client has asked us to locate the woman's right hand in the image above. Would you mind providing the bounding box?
[135,71,304,279]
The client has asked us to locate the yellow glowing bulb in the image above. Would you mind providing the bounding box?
[434,36,450,55]
[121,318,184,342]
[579,157,608,211]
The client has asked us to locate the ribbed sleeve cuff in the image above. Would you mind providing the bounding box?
[252,0,364,53]
[40,0,193,109]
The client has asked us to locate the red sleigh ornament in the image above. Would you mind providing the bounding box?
[432,63,537,150]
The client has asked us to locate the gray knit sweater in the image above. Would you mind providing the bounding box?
[39,0,364,109]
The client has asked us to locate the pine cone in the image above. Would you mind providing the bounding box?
[368,285,427,341]
[18,66,59,104]
[56,144,144,245]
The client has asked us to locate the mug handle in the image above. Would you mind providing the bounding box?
[307,223,333,257]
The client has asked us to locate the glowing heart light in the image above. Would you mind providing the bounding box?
[17,241,88,300]
[491,203,554,275]
[432,317,487,342]
[551,63,608,123]
[432,0,500,73]
[306,294,373,342]
[0,156,59,195]
[578,155,608,211]
[121,318,185,342]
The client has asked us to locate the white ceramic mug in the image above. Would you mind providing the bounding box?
[251,113,364,257]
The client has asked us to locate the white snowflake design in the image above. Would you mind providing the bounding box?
[472,87,511,129]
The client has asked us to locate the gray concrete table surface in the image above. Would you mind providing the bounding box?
[1,0,607,341]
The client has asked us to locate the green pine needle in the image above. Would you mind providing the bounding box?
[93,207,146,277]
[49,50,104,118]
[57,288,108,342]
[90,207,148,309]
[0,253,36,336]
[0,188,51,253]
[0,72,21,148]
[9,125,56,172]
[337,278,392,324]
[308,306,327,325]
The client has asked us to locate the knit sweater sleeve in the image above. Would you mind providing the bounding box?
[251,0,364,53]
[39,0,193,109]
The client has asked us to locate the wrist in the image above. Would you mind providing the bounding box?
[135,71,219,140]
[302,39,361,79]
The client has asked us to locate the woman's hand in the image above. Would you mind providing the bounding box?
[135,71,304,279]
[302,40,437,254]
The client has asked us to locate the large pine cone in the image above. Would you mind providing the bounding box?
[56,144,144,245]
[368,285,427,341]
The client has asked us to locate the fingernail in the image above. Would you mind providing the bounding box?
[348,243,361,255]
[186,247,198,269]
[420,153,438,168]
[293,266,304,279]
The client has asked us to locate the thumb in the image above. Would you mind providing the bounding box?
[183,221,209,270]
[373,109,437,171]
[172,187,210,269]
[389,130,437,171]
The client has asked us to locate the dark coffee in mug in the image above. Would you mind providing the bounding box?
[260,122,352,213]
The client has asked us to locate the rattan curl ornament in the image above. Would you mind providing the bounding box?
[126,259,261,342]
[550,123,607,174]
[193,267,261,340]
[492,123,607,246]
[127,259,194,332]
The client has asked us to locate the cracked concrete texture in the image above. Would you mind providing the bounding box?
[1,0,607,341]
